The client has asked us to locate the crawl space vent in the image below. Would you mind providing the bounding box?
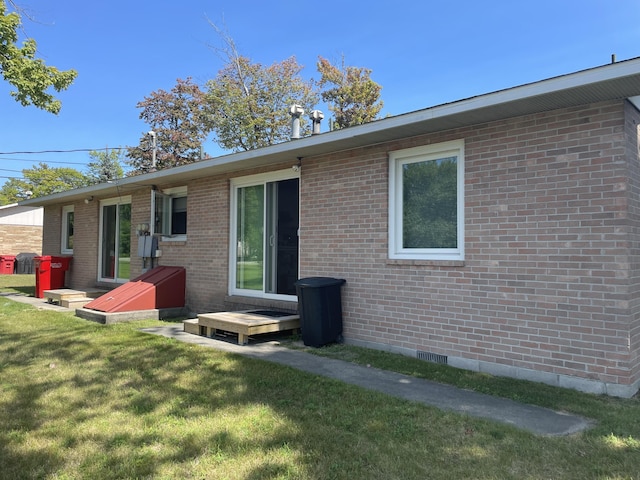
[417,350,448,365]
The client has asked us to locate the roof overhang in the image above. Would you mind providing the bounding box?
[20,56,640,207]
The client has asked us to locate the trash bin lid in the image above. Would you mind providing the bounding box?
[295,277,346,288]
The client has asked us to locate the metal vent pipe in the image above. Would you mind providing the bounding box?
[311,110,324,135]
[290,104,304,139]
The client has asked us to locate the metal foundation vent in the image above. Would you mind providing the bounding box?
[417,350,448,365]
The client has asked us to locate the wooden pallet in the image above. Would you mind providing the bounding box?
[190,310,300,345]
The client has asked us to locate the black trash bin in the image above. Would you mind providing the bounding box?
[295,277,346,347]
[15,252,38,274]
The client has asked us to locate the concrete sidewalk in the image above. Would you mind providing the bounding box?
[0,292,74,312]
[140,324,593,437]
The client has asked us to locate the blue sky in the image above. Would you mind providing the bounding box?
[1,0,639,185]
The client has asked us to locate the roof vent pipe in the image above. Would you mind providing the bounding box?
[311,110,324,135]
[290,104,304,139]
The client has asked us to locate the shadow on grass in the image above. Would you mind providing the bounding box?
[0,314,314,478]
[1,305,640,479]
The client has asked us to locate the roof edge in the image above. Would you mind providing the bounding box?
[19,56,640,207]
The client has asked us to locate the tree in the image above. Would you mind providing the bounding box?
[204,25,318,152]
[126,78,209,174]
[316,56,383,130]
[0,1,77,113]
[86,148,125,184]
[402,158,458,248]
[0,163,88,203]
[0,181,21,205]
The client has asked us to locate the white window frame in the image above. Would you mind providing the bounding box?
[229,169,300,301]
[61,205,74,254]
[388,139,465,261]
[151,186,187,241]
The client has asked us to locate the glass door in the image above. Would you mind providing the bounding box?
[236,184,265,291]
[99,198,131,282]
[232,172,299,298]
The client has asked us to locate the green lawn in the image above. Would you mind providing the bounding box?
[1,275,640,479]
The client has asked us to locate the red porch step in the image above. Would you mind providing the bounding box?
[83,266,185,313]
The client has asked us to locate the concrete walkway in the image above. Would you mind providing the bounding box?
[0,292,73,312]
[140,324,594,437]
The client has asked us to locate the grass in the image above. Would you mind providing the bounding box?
[1,275,640,479]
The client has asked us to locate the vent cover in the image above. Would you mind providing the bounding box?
[417,350,448,365]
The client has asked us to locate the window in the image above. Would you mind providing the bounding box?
[389,140,464,261]
[152,187,187,238]
[61,205,74,254]
[230,170,300,299]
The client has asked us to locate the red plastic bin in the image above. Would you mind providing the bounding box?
[34,255,72,298]
[0,255,15,274]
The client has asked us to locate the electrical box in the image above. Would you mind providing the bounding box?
[137,235,158,258]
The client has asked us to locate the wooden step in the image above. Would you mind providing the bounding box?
[44,288,108,305]
[61,297,94,309]
[183,318,200,335]
[194,310,300,345]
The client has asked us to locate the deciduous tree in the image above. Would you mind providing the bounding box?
[126,78,209,174]
[204,24,318,152]
[316,56,383,130]
[0,1,77,113]
[402,158,457,248]
[86,149,125,184]
[0,163,88,202]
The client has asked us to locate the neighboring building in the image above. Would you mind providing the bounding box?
[0,204,43,255]
[20,58,640,397]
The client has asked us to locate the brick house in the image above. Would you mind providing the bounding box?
[21,58,640,397]
[0,204,43,256]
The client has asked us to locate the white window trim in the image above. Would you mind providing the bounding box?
[229,169,300,301]
[61,205,74,254]
[151,186,187,242]
[388,139,465,261]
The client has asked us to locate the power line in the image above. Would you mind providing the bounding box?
[0,147,128,155]
[0,157,89,165]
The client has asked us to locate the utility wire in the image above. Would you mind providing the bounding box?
[0,157,88,165]
[0,147,130,184]
[0,147,128,155]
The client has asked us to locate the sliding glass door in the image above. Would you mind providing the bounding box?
[99,197,131,282]
[231,171,299,299]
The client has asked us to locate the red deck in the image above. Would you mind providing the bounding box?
[84,266,186,313]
